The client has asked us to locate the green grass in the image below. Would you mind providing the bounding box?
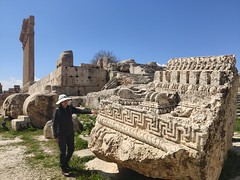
[0,116,106,180]
[75,133,88,150]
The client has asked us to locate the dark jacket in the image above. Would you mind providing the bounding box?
[53,105,91,138]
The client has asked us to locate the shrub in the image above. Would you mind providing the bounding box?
[78,114,97,135]
[234,118,240,132]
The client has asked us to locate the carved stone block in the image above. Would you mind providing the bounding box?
[89,55,238,180]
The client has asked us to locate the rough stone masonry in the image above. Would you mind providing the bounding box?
[19,15,35,88]
[89,55,238,180]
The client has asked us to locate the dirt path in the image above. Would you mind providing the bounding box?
[0,136,55,180]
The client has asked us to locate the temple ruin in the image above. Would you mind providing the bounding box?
[89,55,238,180]
[0,15,239,179]
[19,15,35,89]
[26,50,108,96]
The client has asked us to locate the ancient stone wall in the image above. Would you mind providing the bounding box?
[89,55,238,180]
[0,85,21,107]
[129,62,164,74]
[19,15,35,87]
[28,51,107,96]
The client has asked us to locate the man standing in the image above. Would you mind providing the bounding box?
[53,94,92,176]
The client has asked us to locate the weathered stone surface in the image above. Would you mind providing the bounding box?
[86,88,119,109]
[23,92,58,128]
[2,93,30,119]
[96,57,117,71]
[11,115,30,131]
[20,15,35,87]
[116,72,154,85]
[43,120,54,139]
[56,50,73,68]
[117,59,136,72]
[27,54,108,96]
[129,61,164,75]
[89,55,238,180]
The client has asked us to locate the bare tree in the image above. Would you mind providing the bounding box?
[91,50,118,65]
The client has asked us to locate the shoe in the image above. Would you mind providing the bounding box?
[62,169,70,177]
[66,164,71,170]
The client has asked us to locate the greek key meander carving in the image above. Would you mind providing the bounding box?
[97,55,237,153]
[98,105,204,152]
[89,54,237,179]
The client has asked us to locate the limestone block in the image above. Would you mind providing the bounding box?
[54,68,62,79]
[211,71,223,86]
[55,76,62,86]
[89,55,238,180]
[86,89,117,109]
[171,70,179,83]
[67,76,75,86]
[11,116,30,131]
[56,50,73,67]
[23,92,58,128]
[2,93,30,119]
[61,76,67,86]
[66,67,77,76]
[200,71,212,85]
[49,72,54,82]
[18,115,30,122]
[60,66,68,76]
[43,120,54,139]
[154,71,163,82]
[189,71,201,84]
[179,71,188,84]
[162,71,170,83]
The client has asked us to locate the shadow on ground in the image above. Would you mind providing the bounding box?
[101,167,162,180]
[68,166,162,180]
[219,147,240,180]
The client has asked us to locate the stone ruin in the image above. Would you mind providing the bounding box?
[0,17,163,130]
[0,85,20,106]
[26,50,108,96]
[19,15,35,89]
[89,55,238,180]
[0,83,2,94]
[1,15,239,179]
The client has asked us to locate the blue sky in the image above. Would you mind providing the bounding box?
[0,0,239,90]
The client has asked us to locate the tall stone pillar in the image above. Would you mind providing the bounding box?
[19,15,35,87]
[0,83,2,94]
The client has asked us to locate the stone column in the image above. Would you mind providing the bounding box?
[0,83,2,94]
[19,15,35,87]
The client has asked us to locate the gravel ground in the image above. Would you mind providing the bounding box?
[0,136,56,180]
[0,134,240,180]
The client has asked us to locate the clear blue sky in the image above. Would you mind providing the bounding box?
[0,0,239,90]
